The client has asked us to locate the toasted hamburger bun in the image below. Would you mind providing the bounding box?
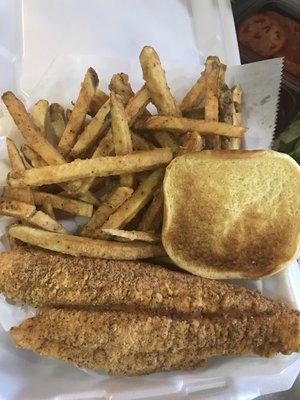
[162,150,300,279]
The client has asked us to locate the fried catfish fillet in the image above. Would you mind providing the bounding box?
[11,308,300,375]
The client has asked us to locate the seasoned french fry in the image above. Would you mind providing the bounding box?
[2,92,66,165]
[70,98,110,157]
[93,131,115,157]
[177,131,204,156]
[137,188,163,231]
[132,108,152,130]
[65,108,72,122]
[81,186,133,236]
[217,63,227,95]
[182,107,205,120]
[21,143,94,196]
[6,139,34,204]
[77,86,152,194]
[6,138,26,173]
[131,132,154,151]
[59,190,100,206]
[77,191,100,206]
[110,91,134,188]
[32,100,51,137]
[0,199,36,218]
[9,225,166,260]
[110,92,133,155]
[0,51,248,263]
[217,64,229,124]
[232,84,243,126]
[49,103,66,140]
[88,89,109,117]
[41,199,56,219]
[2,92,82,193]
[32,191,93,217]
[58,68,99,156]
[139,116,246,137]
[100,229,160,243]
[8,148,172,188]
[180,73,205,111]
[220,84,242,150]
[152,131,178,152]
[109,73,134,104]
[0,196,64,233]
[91,86,151,159]
[140,47,180,150]
[28,211,67,233]
[204,56,221,150]
[21,144,48,168]
[140,46,181,117]
[219,86,233,142]
[204,57,221,122]
[76,133,115,194]
[2,187,29,203]
[101,168,164,230]
[221,134,241,151]
[124,85,151,125]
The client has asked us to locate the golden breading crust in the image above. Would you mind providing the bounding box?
[0,247,290,317]
[11,308,300,375]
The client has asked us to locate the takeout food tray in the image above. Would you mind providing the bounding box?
[0,1,299,399]
[0,58,299,400]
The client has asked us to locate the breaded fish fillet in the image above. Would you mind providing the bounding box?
[0,248,291,317]
[11,308,300,375]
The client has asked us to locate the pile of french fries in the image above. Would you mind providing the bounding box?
[0,47,245,260]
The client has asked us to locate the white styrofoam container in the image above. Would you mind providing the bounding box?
[0,1,299,399]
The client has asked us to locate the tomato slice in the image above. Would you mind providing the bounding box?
[238,14,286,57]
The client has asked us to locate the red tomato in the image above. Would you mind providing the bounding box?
[264,12,300,78]
[238,11,300,78]
[238,14,286,57]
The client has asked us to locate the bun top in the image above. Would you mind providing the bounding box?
[162,150,300,279]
